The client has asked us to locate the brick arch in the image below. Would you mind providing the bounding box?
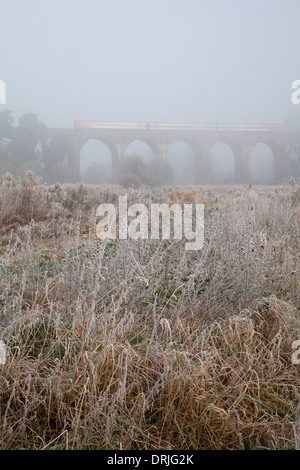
[258,140,286,183]
[72,136,119,182]
[78,136,116,157]
[166,140,198,184]
[123,138,160,159]
[208,139,245,183]
[79,138,118,182]
[168,138,199,154]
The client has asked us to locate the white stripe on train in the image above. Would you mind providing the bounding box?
[74,121,282,132]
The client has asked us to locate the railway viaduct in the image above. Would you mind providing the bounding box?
[4,123,299,183]
[46,124,300,184]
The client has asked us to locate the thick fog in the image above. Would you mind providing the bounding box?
[1,0,300,183]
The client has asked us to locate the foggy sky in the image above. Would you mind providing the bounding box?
[1,0,299,128]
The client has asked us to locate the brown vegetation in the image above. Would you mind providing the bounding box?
[0,172,299,449]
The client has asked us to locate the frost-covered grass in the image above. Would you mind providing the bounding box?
[0,172,299,449]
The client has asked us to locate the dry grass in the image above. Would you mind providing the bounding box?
[0,172,299,450]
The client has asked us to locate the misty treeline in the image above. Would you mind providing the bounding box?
[0,110,72,183]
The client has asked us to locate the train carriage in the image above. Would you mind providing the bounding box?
[75,121,281,132]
